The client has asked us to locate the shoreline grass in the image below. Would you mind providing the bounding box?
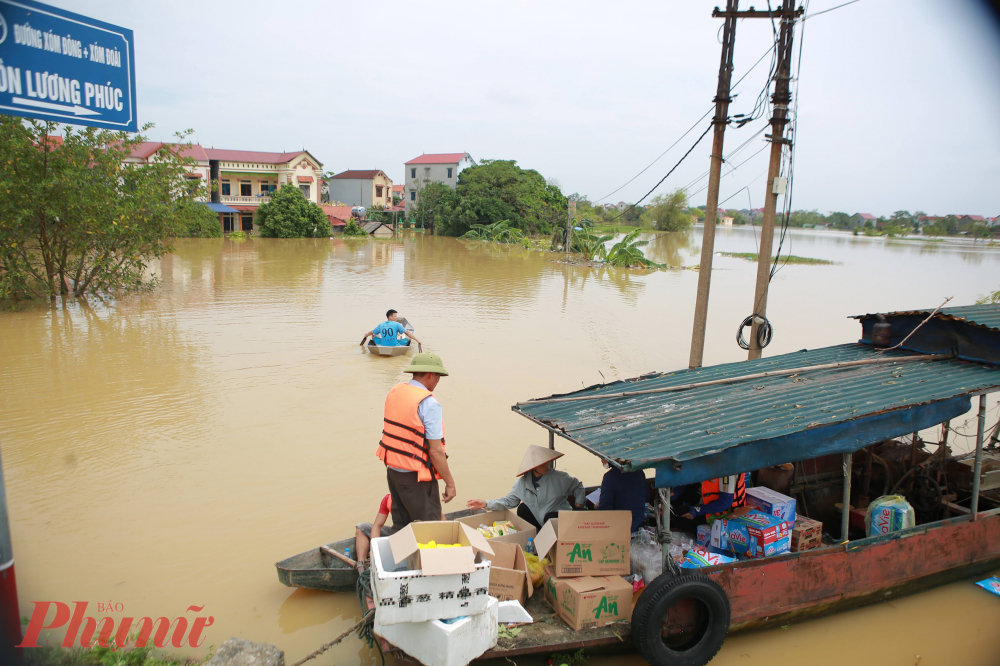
[719,252,836,265]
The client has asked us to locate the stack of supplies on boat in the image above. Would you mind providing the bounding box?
[535,511,635,630]
[791,515,823,552]
[370,521,499,666]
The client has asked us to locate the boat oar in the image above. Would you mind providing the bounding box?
[320,545,357,568]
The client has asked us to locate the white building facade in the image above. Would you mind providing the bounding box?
[403,153,476,214]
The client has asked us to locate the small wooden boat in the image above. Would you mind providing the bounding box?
[275,507,477,592]
[366,317,416,356]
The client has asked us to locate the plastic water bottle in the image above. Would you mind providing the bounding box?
[526,538,536,555]
[345,547,351,560]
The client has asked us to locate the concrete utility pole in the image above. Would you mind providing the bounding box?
[688,0,740,370]
[747,0,801,360]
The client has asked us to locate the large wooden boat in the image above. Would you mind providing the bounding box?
[489,303,1000,665]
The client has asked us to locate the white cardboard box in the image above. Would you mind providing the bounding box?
[375,596,499,666]
[371,536,493,626]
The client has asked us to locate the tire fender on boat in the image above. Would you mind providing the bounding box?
[631,572,731,666]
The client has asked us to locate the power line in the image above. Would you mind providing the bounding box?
[804,0,860,20]
[607,123,713,222]
[595,41,780,205]
[595,108,712,203]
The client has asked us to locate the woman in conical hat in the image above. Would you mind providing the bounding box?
[466,445,586,529]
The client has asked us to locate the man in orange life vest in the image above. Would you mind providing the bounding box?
[376,352,457,531]
[671,473,748,533]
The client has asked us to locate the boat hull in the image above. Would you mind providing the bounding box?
[368,342,411,356]
[477,507,1000,660]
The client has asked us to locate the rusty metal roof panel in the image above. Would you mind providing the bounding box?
[513,344,1000,482]
[851,303,1000,332]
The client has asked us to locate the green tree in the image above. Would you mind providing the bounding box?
[183,203,224,238]
[0,118,211,304]
[342,219,368,237]
[256,184,330,238]
[827,212,852,229]
[432,160,568,237]
[415,182,452,234]
[647,189,691,232]
[976,287,1000,304]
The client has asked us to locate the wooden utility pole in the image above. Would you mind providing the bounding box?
[564,200,573,255]
[747,0,801,360]
[688,0,740,369]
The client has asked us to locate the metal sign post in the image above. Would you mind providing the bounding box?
[0,437,20,665]
[0,0,136,131]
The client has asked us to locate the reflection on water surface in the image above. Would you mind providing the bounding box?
[2,228,999,664]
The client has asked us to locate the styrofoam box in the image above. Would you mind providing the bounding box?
[375,596,499,666]
[371,537,492,625]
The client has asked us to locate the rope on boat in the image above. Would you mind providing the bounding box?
[356,567,386,666]
[289,608,374,666]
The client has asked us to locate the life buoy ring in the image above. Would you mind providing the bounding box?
[631,572,730,666]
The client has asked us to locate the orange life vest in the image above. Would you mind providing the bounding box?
[700,474,746,516]
[377,383,446,482]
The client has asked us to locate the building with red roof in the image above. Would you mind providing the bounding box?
[126,142,323,233]
[402,152,475,213]
[327,169,393,208]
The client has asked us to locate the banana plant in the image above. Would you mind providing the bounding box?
[604,229,663,268]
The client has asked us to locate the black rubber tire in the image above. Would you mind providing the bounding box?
[631,572,730,666]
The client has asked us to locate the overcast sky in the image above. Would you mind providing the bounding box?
[55,0,1000,217]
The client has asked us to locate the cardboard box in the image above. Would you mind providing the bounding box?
[387,521,494,575]
[550,575,633,631]
[535,511,631,578]
[542,565,558,609]
[482,541,533,605]
[745,487,797,524]
[726,509,793,559]
[790,515,823,552]
[374,596,498,666]
[371,522,494,625]
[708,506,754,552]
[455,509,537,551]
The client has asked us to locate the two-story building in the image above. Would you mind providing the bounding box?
[127,143,324,233]
[327,170,394,208]
[403,153,476,214]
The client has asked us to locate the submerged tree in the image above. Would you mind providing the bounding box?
[256,184,330,238]
[647,189,692,232]
[0,118,214,305]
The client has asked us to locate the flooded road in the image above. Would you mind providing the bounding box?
[2,227,999,664]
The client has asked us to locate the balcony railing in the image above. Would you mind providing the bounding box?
[220,195,270,204]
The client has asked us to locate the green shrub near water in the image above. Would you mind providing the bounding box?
[256,185,329,238]
[25,644,201,666]
[342,219,368,237]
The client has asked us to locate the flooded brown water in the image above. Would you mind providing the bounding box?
[3,228,999,665]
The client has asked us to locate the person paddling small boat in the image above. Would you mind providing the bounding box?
[362,309,422,354]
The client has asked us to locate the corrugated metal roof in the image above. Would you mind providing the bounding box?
[852,303,1000,333]
[513,344,1000,473]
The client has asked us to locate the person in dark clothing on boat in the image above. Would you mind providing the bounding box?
[466,445,585,530]
[595,465,649,533]
[670,473,749,533]
[376,352,457,532]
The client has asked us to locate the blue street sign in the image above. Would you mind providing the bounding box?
[0,0,136,131]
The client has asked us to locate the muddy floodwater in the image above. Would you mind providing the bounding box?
[3,227,1000,665]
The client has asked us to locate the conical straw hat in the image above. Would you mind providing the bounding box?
[516,445,564,477]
